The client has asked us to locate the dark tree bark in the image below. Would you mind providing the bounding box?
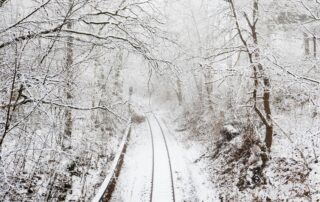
[229,0,273,149]
[0,0,7,7]
[63,0,74,150]
[304,32,310,56]
[313,36,317,58]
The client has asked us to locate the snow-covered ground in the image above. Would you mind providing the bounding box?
[147,115,174,202]
[109,111,218,202]
[110,119,152,202]
[173,98,320,201]
[159,113,220,202]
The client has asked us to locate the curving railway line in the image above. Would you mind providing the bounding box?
[93,112,176,202]
[146,113,175,202]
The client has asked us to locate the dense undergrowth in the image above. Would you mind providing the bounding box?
[178,90,320,201]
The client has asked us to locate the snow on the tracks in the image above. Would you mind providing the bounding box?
[110,111,216,202]
[148,115,174,202]
[110,121,152,202]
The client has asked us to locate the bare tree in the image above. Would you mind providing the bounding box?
[228,0,273,149]
[63,0,75,150]
[0,0,167,200]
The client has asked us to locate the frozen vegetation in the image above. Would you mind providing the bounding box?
[0,0,319,201]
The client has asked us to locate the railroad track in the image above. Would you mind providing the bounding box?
[92,112,175,202]
[146,113,175,202]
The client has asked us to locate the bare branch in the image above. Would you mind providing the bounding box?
[1,0,52,33]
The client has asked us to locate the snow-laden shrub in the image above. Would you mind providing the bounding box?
[220,124,241,141]
[131,112,146,124]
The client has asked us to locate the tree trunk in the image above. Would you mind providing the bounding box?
[313,36,317,58]
[176,78,183,106]
[113,49,123,100]
[63,1,74,150]
[203,66,213,110]
[230,0,273,149]
[262,75,273,149]
[192,71,203,109]
[252,0,273,150]
[304,32,310,56]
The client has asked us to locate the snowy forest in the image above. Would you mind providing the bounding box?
[0,0,319,201]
